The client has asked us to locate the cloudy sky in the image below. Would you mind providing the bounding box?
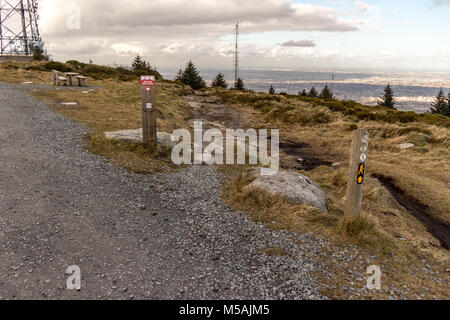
[39,0,450,71]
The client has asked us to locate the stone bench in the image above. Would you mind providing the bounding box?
[65,72,79,86]
[51,70,68,86]
[75,76,87,87]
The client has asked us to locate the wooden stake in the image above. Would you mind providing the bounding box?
[141,83,157,148]
[344,129,369,219]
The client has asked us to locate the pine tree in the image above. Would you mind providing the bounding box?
[131,55,154,76]
[447,93,450,117]
[132,55,147,70]
[309,87,318,97]
[319,85,334,99]
[235,78,245,90]
[377,84,396,109]
[429,88,449,116]
[269,85,275,94]
[30,44,48,61]
[212,73,228,88]
[299,89,307,97]
[179,61,206,90]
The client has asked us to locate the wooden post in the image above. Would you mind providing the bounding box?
[344,129,369,219]
[141,76,157,148]
[51,70,57,85]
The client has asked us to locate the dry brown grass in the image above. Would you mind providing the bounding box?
[2,63,448,298]
[216,90,450,225]
[0,61,52,84]
[31,78,193,174]
[216,89,450,299]
[221,165,395,252]
[220,165,450,299]
[0,61,194,174]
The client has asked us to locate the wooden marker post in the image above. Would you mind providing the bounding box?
[344,129,369,219]
[141,75,157,148]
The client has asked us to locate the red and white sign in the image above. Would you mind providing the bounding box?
[145,86,151,92]
[141,75,156,86]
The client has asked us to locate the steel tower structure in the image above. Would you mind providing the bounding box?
[234,22,239,87]
[0,0,42,56]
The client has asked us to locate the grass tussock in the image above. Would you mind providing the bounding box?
[221,165,450,299]
[215,89,450,128]
[86,133,175,174]
[213,87,449,231]
[221,165,396,253]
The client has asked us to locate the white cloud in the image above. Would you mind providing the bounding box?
[34,0,448,70]
[40,0,359,36]
[111,43,144,57]
[352,1,381,31]
[37,0,363,66]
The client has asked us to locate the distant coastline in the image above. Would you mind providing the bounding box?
[161,68,450,113]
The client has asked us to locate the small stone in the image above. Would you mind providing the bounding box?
[331,162,341,167]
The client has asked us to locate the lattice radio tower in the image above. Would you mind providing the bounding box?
[0,0,42,56]
[234,22,239,87]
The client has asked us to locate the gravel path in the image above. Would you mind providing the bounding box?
[0,82,329,300]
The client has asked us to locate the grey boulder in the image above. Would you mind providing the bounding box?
[246,168,329,213]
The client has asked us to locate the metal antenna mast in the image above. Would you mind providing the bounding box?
[234,22,239,87]
[331,72,335,91]
[0,0,42,56]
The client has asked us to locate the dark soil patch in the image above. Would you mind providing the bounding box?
[374,174,450,250]
[279,140,332,171]
[186,95,333,171]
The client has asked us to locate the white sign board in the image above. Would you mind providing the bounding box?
[141,75,156,86]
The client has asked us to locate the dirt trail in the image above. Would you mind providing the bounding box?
[374,175,450,250]
[185,94,332,171]
[185,93,450,251]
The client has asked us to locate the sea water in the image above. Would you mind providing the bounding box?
[161,68,450,113]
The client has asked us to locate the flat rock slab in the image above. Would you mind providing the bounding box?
[104,129,176,147]
[188,119,225,130]
[246,168,329,213]
[398,143,414,149]
[187,101,203,109]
